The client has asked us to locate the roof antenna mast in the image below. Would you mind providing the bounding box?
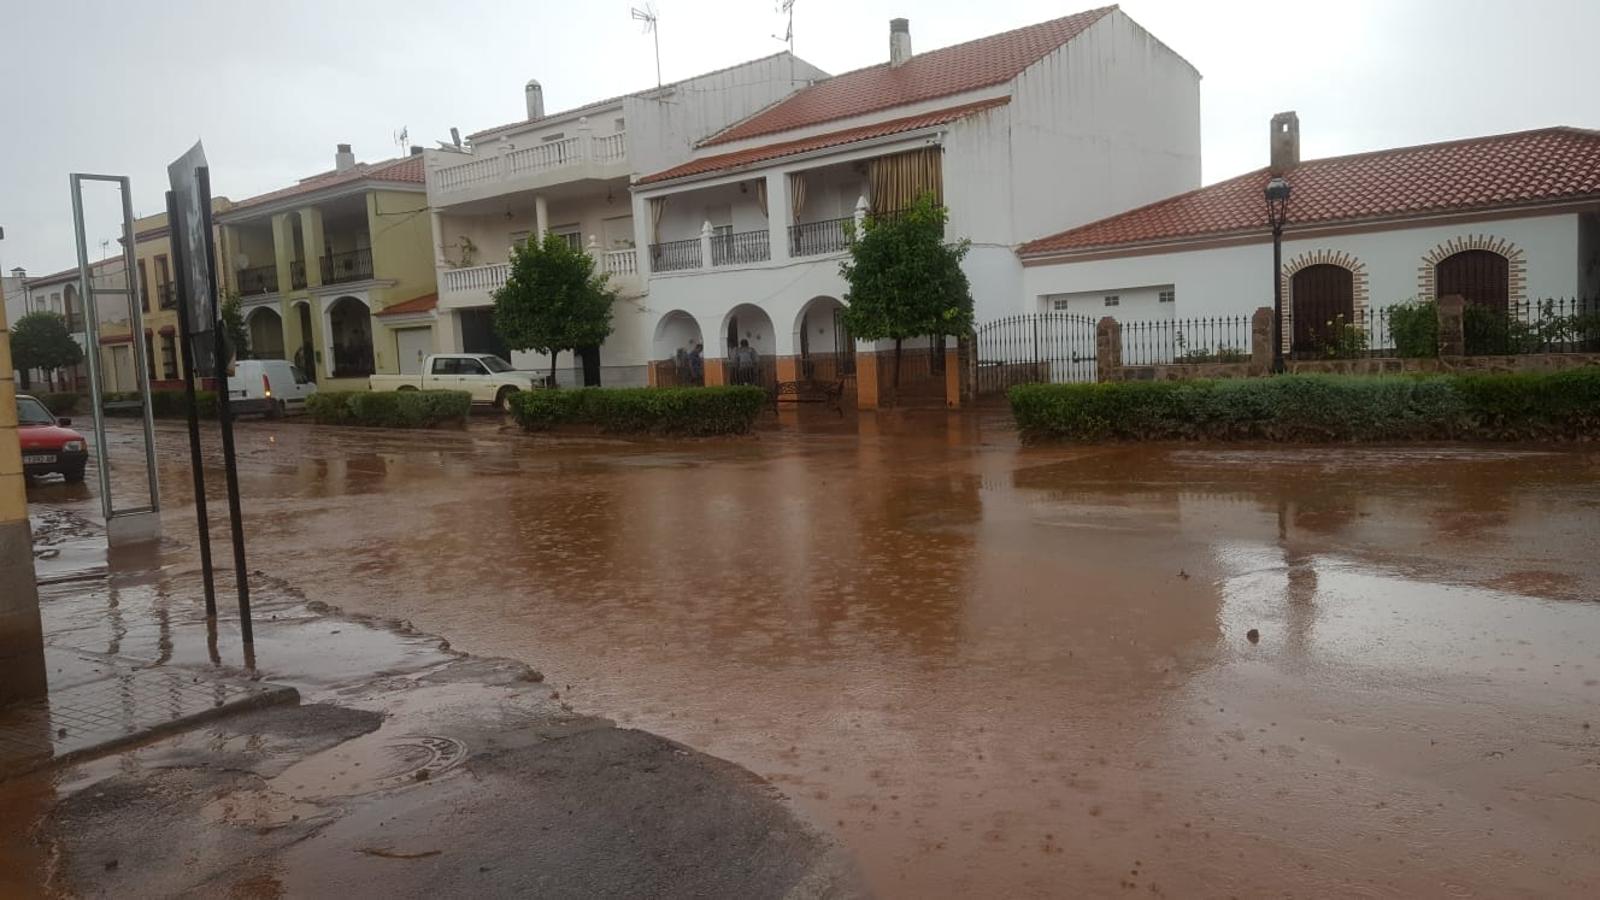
[773,0,795,56]
[631,5,661,90]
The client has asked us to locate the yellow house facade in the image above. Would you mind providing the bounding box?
[217,145,437,391]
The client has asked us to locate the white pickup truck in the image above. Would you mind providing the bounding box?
[369,353,544,410]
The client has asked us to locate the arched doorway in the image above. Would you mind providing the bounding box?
[1435,249,1509,310]
[652,310,704,386]
[792,296,853,380]
[1290,264,1354,356]
[722,303,776,388]
[247,307,286,360]
[327,296,373,377]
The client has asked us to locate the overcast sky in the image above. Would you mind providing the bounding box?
[2,0,1596,275]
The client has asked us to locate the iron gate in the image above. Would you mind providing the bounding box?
[973,313,1097,395]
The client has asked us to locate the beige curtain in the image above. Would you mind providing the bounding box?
[754,179,768,219]
[788,173,807,221]
[867,147,943,215]
[649,197,667,243]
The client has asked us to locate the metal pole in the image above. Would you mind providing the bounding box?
[119,178,160,509]
[166,189,217,618]
[1272,225,1285,374]
[198,168,252,644]
[68,176,113,518]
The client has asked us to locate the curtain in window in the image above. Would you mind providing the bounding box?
[649,197,667,243]
[867,147,943,215]
[755,179,768,219]
[789,173,807,221]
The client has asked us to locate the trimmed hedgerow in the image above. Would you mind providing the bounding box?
[306,390,471,428]
[1009,369,1600,442]
[509,386,767,436]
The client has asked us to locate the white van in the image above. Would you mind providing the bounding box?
[227,359,317,417]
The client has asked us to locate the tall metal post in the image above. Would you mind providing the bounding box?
[1272,224,1285,374]
[166,189,217,617]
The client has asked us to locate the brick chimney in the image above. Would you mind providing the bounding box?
[890,18,912,67]
[335,143,356,172]
[1270,112,1299,176]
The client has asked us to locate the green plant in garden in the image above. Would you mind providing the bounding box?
[839,193,972,387]
[1008,368,1600,443]
[220,290,250,361]
[306,390,470,428]
[9,311,83,390]
[509,386,767,436]
[493,232,615,383]
[1313,314,1369,359]
[1386,300,1439,358]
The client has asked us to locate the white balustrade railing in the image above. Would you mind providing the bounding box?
[434,132,627,193]
[441,263,510,294]
[602,248,638,277]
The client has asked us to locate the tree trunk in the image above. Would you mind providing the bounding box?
[893,338,903,389]
[18,370,30,390]
[549,349,560,388]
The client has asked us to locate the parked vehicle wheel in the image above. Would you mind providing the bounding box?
[497,386,519,412]
[397,385,419,392]
[62,464,86,484]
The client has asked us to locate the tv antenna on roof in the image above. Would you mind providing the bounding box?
[393,126,409,151]
[631,5,661,90]
[773,0,795,56]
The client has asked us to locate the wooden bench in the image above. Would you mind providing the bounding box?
[771,379,846,410]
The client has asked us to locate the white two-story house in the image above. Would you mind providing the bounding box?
[628,6,1200,401]
[425,53,829,387]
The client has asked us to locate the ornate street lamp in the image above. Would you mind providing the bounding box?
[1264,176,1292,373]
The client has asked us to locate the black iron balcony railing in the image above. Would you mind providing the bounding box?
[711,229,770,266]
[649,238,703,272]
[237,264,279,296]
[322,248,374,285]
[788,217,852,257]
[158,282,177,310]
[290,259,307,290]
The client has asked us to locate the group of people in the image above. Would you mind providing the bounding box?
[670,339,764,386]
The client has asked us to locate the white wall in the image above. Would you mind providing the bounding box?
[1040,284,1173,321]
[1022,213,1585,321]
[1581,212,1600,299]
[1007,9,1202,248]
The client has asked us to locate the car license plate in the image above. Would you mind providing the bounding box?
[24,454,57,465]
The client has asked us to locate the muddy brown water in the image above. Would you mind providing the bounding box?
[25,412,1600,897]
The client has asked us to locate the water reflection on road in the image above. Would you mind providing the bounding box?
[51,415,1600,897]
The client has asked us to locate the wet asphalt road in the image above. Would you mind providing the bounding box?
[27,411,1600,898]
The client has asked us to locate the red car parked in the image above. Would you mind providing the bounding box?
[16,394,88,482]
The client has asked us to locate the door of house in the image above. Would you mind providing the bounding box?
[577,345,601,387]
[396,328,432,375]
[1290,264,1355,355]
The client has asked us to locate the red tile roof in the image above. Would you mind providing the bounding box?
[1021,127,1600,257]
[228,155,425,215]
[636,98,1009,185]
[700,6,1115,147]
[376,293,438,317]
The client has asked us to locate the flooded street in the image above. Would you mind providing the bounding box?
[37,413,1600,897]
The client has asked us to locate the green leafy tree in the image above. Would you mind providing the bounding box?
[220,290,250,361]
[10,310,83,390]
[838,192,973,387]
[492,232,616,383]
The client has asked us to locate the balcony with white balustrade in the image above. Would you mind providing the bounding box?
[427,119,631,209]
[438,237,642,311]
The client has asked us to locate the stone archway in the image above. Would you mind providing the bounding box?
[792,296,853,380]
[651,310,704,386]
[326,296,373,377]
[721,303,776,387]
[1419,235,1525,305]
[1280,249,1367,355]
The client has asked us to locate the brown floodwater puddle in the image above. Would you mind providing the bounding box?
[26,415,1600,897]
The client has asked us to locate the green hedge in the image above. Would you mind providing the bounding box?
[305,390,471,428]
[103,390,218,418]
[1010,369,1600,442]
[509,386,767,436]
[35,392,83,415]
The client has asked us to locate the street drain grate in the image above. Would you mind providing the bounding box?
[378,735,467,786]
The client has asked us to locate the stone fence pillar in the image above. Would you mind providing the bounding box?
[1095,316,1122,382]
[1250,307,1275,375]
[1437,294,1466,357]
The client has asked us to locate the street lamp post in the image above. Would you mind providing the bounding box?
[1265,176,1291,374]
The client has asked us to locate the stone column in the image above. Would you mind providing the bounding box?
[855,343,881,410]
[1250,307,1275,375]
[534,195,550,241]
[1437,294,1466,358]
[766,171,791,264]
[0,287,47,704]
[943,341,961,408]
[299,206,326,288]
[270,212,296,295]
[1095,316,1122,382]
[699,221,714,269]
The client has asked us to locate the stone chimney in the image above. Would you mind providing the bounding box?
[410,145,424,156]
[890,18,912,67]
[335,143,356,172]
[9,267,24,279]
[1269,111,1299,176]
[525,79,545,120]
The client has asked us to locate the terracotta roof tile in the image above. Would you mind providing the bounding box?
[636,98,1009,185]
[701,6,1115,147]
[376,293,438,317]
[228,155,425,215]
[1020,127,1600,256]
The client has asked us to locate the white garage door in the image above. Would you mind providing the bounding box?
[396,328,432,375]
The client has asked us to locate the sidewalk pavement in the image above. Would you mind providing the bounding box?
[0,520,860,898]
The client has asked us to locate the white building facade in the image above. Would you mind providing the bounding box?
[425,53,829,386]
[627,8,1200,395]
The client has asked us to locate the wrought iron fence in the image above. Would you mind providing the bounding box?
[973,313,1097,394]
[800,351,856,381]
[726,355,777,391]
[289,260,307,290]
[711,229,771,266]
[1121,315,1252,366]
[788,217,852,257]
[322,248,374,285]
[236,265,279,296]
[1461,297,1600,355]
[650,238,702,272]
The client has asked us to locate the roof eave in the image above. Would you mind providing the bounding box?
[636,126,951,191]
[220,177,425,223]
